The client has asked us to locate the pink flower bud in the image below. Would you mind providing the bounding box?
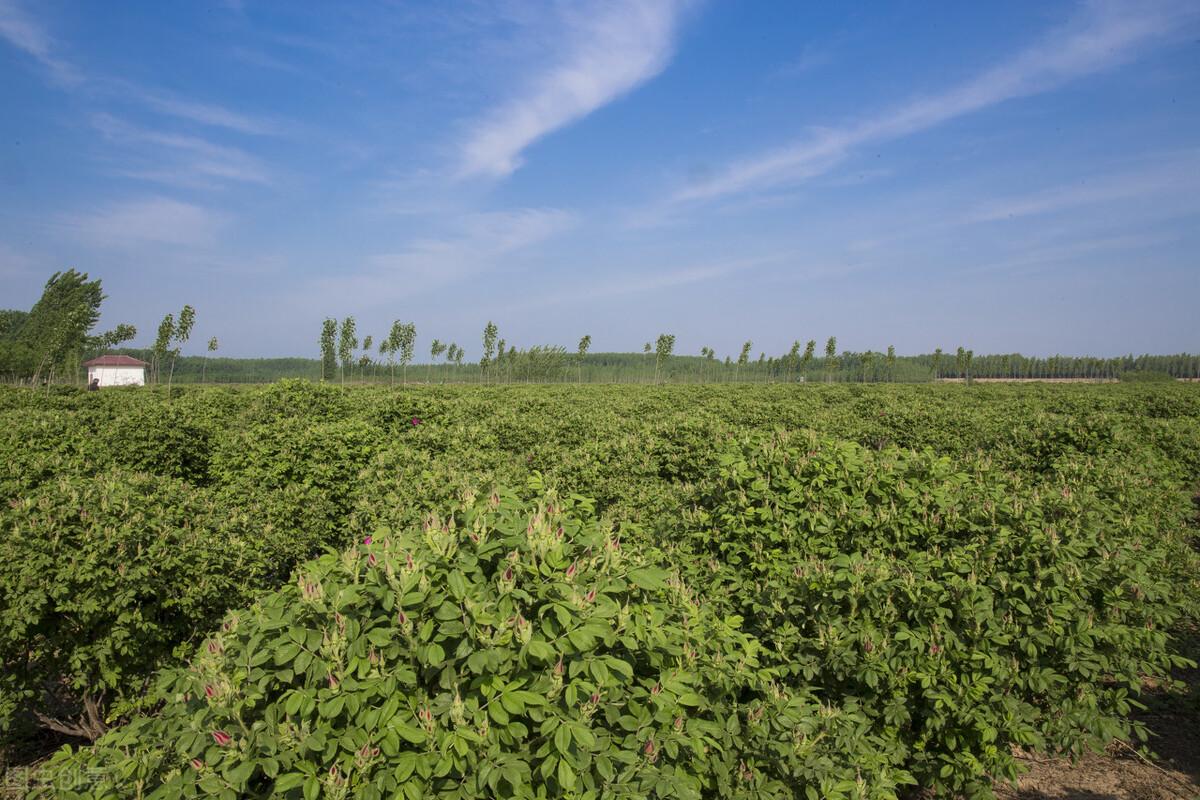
[503,566,513,582]
[191,758,204,770]
[585,588,596,603]
[212,730,231,746]
[204,684,215,699]
[363,536,372,545]
[565,561,577,579]
[368,553,377,566]
[644,739,656,755]
[674,717,684,732]
[554,657,564,676]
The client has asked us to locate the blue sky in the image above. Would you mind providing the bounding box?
[1,1,1197,359]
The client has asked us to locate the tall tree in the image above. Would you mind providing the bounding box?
[801,339,816,382]
[642,342,652,383]
[576,334,591,383]
[886,345,896,383]
[653,333,675,385]
[496,339,507,384]
[166,304,195,395]
[152,314,174,385]
[481,321,498,383]
[202,336,218,383]
[380,332,397,385]
[338,316,357,385]
[320,318,338,381]
[786,341,801,383]
[736,341,752,383]
[429,338,446,384]
[955,347,966,381]
[361,335,374,382]
[395,323,416,384]
[824,337,838,383]
[19,270,117,384]
[932,347,943,381]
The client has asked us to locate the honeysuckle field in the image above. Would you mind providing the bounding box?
[1,381,1197,799]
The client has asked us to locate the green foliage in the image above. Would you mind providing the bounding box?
[0,270,135,383]
[320,319,338,381]
[1118,369,1174,383]
[680,431,1199,797]
[0,471,255,740]
[1,381,1197,798]
[35,491,907,799]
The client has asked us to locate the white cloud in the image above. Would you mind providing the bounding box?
[458,0,689,178]
[62,197,230,248]
[292,208,575,314]
[675,1,1196,203]
[91,114,272,187]
[133,91,279,136]
[0,0,79,84]
[965,151,1200,222]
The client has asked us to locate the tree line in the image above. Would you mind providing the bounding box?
[3,269,1197,386]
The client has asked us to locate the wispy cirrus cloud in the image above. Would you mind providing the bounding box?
[965,150,1200,222]
[0,0,79,84]
[675,1,1197,203]
[0,1,278,135]
[458,0,690,178]
[295,207,576,313]
[62,197,230,248]
[91,113,272,187]
[130,89,280,136]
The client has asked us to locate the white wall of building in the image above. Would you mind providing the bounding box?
[88,366,145,387]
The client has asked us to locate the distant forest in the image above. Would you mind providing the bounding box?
[95,348,1200,385]
[2,270,1197,385]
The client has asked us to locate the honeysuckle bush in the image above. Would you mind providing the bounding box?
[678,431,1200,798]
[38,489,910,799]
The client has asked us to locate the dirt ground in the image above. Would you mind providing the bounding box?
[995,642,1200,800]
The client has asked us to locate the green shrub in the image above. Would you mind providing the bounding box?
[679,432,1197,798]
[0,471,256,740]
[105,402,215,483]
[39,490,911,799]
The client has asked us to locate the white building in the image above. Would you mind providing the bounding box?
[83,355,148,387]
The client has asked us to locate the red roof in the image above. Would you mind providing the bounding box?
[83,355,148,367]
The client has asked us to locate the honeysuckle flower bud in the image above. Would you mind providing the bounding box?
[329,765,339,778]
[674,716,684,732]
[363,535,372,545]
[554,657,564,676]
[503,566,513,582]
[368,553,377,566]
[191,758,204,771]
[590,692,600,705]
[651,683,662,696]
[204,684,215,699]
[565,561,577,579]
[644,739,657,761]
[212,730,231,746]
[328,674,339,690]
[585,588,596,603]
